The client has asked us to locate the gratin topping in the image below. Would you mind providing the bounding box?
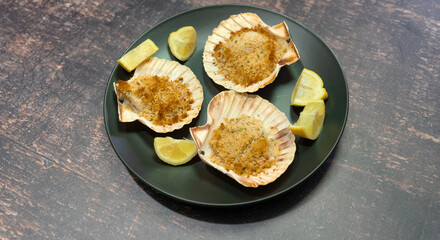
[213,26,287,87]
[117,74,194,126]
[208,115,277,176]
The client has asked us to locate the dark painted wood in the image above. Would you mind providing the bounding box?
[1,0,439,239]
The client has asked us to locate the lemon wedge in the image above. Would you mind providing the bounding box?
[291,68,328,106]
[168,26,197,61]
[290,100,325,140]
[118,39,159,72]
[153,137,197,166]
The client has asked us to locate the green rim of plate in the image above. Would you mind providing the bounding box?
[104,4,349,207]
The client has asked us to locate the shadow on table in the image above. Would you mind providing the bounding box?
[129,147,338,224]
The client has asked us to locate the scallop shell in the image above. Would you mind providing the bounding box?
[203,13,300,93]
[114,57,203,133]
[190,91,296,187]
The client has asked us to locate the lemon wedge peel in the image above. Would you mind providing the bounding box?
[168,26,197,61]
[117,39,159,72]
[154,137,197,166]
[290,100,325,140]
[291,68,328,107]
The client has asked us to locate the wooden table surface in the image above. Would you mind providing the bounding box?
[1,0,439,239]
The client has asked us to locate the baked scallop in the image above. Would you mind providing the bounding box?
[190,91,296,187]
[114,57,203,133]
[203,13,300,93]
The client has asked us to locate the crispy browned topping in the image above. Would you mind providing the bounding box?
[213,26,287,87]
[208,115,276,176]
[117,75,194,126]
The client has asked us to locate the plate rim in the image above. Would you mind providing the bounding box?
[103,4,349,207]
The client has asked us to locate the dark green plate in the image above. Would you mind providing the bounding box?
[104,5,348,207]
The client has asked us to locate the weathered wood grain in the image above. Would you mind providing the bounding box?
[1,0,439,239]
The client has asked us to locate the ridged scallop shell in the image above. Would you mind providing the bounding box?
[190,91,296,187]
[114,57,203,133]
[203,13,300,93]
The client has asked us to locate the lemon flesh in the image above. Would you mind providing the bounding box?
[154,137,197,166]
[117,39,159,72]
[168,26,197,61]
[290,100,325,140]
[291,68,328,106]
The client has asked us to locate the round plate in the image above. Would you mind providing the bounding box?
[104,5,348,207]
